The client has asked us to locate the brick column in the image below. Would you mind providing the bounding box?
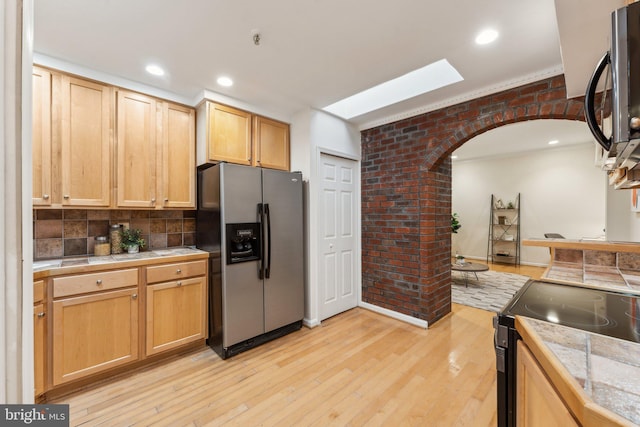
[361,75,586,323]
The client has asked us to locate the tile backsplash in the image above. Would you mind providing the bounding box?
[34,209,196,260]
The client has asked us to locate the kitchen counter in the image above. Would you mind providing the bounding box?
[523,238,640,295]
[516,316,640,426]
[523,238,640,254]
[33,247,210,279]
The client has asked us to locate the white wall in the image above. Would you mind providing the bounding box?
[452,144,606,266]
[606,183,640,242]
[291,108,360,327]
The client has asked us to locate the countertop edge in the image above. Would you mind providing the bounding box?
[523,238,640,253]
[515,316,637,427]
[33,251,209,280]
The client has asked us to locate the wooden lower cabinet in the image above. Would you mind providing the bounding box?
[52,288,139,386]
[146,276,206,356]
[517,341,579,426]
[34,303,46,396]
[34,279,46,397]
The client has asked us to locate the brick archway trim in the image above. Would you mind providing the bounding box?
[361,74,588,324]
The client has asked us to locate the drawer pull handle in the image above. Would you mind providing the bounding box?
[37,312,45,318]
[177,281,182,286]
[132,294,138,300]
[96,279,103,285]
[176,269,182,274]
[63,195,70,199]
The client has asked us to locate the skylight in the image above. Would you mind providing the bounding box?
[322,59,463,120]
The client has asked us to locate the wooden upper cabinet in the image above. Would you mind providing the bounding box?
[32,67,52,206]
[253,115,290,171]
[117,92,195,209]
[161,102,195,208]
[198,101,291,171]
[116,90,158,208]
[206,102,252,165]
[59,75,112,207]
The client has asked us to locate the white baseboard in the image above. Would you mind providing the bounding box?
[359,302,429,329]
[303,318,320,328]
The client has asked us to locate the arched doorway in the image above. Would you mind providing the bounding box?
[361,75,587,324]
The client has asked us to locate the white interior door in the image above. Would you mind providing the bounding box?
[319,153,357,321]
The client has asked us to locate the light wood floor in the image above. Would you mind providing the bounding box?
[51,263,538,426]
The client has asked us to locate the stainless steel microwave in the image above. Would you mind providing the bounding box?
[586,2,640,169]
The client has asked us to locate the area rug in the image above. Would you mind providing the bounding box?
[451,270,531,312]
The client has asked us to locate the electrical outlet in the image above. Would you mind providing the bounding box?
[121,222,130,230]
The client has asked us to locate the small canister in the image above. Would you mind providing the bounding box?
[110,224,123,254]
[94,236,110,256]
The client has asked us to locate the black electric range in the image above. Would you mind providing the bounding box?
[493,279,640,427]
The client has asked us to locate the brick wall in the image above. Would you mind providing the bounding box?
[361,75,586,323]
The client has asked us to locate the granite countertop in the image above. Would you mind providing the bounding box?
[523,238,640,254]
[33,246,211,277]
[518,317,640,426]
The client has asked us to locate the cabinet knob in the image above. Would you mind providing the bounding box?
[164,198,169,202]
[176,269,182,274]
[63,195,70,199]
[132,293,138,300]
[96,279,103,285]
[43,194,49,200]
[151,198,156,204]
[177,281,182,286]
[37,312,45,318]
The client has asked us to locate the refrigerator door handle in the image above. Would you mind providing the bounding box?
[258,203,265,280]
[265,203,271,279]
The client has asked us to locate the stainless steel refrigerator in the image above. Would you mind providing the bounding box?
[196,162,304,359]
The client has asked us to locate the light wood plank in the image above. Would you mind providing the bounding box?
[51,304,497,426]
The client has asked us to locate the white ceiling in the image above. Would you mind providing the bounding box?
[33,0,623,130]
[452,119,595,162]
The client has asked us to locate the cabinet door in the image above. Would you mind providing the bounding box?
[59,75,112,207]
[146,276,206,356]
[32,67,52,206]
[117,90,158,208]
[161,102,195,208]
[207,103,252,165]
[33,303,46,396]
[52,288,139,385]
[517,341,579,426]
[253,115,290,171]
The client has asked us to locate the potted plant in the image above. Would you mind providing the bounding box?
[120,228,145,254]
[451,213,462,234]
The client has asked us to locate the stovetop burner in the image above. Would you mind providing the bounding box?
[523,302,614,329]
[501,280,640,343]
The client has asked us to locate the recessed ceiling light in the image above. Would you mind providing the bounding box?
[217,76,233,87]
[548,140,559,145]
[475,29,499,45]
[145,64,165,76]
[322,59,463,120]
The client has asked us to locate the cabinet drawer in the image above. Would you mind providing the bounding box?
[52,268,138,298]
[146,260,206,284]
[34,280,45,304]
